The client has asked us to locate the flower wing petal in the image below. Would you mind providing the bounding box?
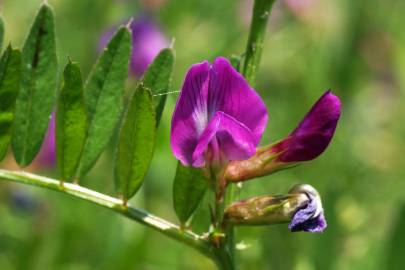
[170,61,210,166]
[192,111,256,167]
[208,57,268,145]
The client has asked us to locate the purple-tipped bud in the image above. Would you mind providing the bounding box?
[223,184,326,233]
[99,15,168,77]
[271,90,341,162]
[226,90,341,183]
[288,184,326,232]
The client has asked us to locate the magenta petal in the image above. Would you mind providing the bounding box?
[274,90,341,162]
[192,111,256,167]
[208,57,268,145]
[170,61,210,166]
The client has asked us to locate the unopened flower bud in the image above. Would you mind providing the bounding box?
[226,91,341,183]
[224,184,327,233]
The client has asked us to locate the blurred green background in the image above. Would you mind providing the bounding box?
[1,0,405,269]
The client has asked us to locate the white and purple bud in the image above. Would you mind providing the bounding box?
[288,184,326,232]
[223,184,326,233]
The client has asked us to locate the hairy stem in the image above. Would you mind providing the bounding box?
[214,247,235,270]
[209,165,235,270]
[224,184,236,264]
[242,0,276,86]
[0,169,215,261]
[219,1,277,269]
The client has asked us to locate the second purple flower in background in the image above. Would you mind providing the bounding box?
[99,15,168,77]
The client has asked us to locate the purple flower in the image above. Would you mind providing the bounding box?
[271,90,341,162]
[288,184,326,232]
[99,16,168,77]
[170,57,268,168]
[34,113,56,168]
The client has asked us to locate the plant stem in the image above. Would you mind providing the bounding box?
[242,0,276,86]
[208,165,235,270]
[224,184,236,264]
[214,247,235,270]
[0,169,214,261]
[220,2,276,269]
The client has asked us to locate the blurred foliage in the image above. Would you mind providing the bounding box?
[0,0,404,269]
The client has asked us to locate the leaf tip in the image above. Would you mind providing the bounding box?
[40,0,52,11]
[170,37,175,49]
[125,18,134,29]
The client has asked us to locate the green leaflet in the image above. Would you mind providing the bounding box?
[229,54,242,72]
[0,46,21,161]
[115,85,156,200]
[386,204,405,270]
[173,163,207,224]
[78,26,131,178]
[11,4,58,167]
[0,17,4,51]
[142,48,174,126]
[56,60,86,182]
[114,49,174,200]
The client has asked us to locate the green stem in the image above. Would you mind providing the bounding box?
[210,167,236,270]
[0,169,214,261]
[242,0,276,86]
[224,184,236,264]
[214,247,235,270]
[220,2,277,268]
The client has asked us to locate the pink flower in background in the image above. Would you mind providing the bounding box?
[99,15,168,77]
[34,114,56,168]
[284,0,317,15]
[284,0,325,24]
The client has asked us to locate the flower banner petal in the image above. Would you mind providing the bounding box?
[208,57,268,144]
